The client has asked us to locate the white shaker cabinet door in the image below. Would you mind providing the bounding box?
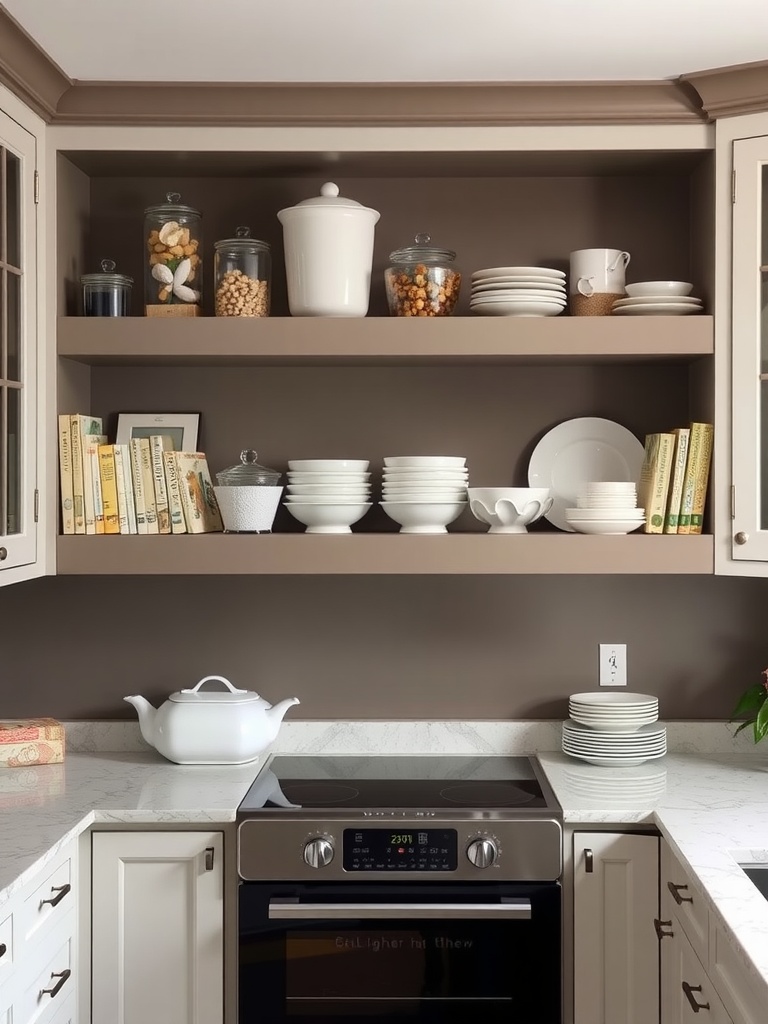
[661,924,732,1024]
[573,832,660,1024]
[91,831,223,1024]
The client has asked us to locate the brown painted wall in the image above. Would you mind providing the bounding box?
[2,573,767,722]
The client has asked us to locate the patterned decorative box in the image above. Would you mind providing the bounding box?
[0,718,65,767]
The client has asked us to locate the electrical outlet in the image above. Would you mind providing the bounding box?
[599,643,627,686]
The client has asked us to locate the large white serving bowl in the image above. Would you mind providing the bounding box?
[624,280,693,297]
[283,501,372,533]
[380,501,467,534]
[383,456,466,469]
[288,459,369,472]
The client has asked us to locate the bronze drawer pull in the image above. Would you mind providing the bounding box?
[654,918,674,939]
[682,981,710,1012]
[40,883,71,908]
[668,881,693,905]
[0,942,6,957]
[584,848,594,873]
[40,968,71,999]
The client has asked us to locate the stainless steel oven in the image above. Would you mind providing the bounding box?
[237,755,563,1023]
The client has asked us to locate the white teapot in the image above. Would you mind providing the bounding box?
[124,675,300,765]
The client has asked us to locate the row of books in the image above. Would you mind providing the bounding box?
[58,413,223,535]
[638,422,714,534]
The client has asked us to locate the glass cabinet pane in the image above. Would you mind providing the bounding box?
[5,385,19,534]
[762,165,768,530]
[7,268,19,382]
[5,149,20,269]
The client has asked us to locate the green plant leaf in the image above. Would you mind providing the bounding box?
[734,719,756,736]
[755,699,768,743]
[730,684,767,719]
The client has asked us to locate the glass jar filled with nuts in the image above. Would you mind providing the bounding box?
[214,227,271,317]
[384,233,461,317]
[144,192,202,317]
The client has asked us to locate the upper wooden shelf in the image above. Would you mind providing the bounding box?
[57,315,714,367]
[56,533,713,575]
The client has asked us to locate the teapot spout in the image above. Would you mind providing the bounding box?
[124,695,158,747]
[268,696,300,727]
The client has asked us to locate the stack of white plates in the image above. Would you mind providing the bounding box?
[285,459,372,504]
[381,456,468,503]
[562,764,667,804]
[612,280,703,316]
[563,691,665,767]
[469,266,567,317]
[565,481,645,535]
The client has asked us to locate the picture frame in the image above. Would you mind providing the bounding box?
[115,412,200,452]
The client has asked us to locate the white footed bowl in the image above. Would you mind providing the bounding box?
[284,501,371,533]
[468,488,552,534]
[380,501,466,534]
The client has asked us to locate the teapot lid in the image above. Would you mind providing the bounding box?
[215,450,281,487]
[169,675,264,704]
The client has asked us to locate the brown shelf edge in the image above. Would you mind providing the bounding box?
[56,533,714,576]
[57,315,714,365]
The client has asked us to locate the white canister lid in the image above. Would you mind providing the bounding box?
[278,182,380,220]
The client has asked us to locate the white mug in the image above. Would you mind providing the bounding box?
[569,248,631,296]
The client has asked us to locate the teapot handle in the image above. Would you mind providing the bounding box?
[181,674,249,695]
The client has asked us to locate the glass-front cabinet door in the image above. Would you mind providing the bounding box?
[0,109,37,577]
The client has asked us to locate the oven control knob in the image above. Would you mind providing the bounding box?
[304,837,334,869]
[467,838,497,869]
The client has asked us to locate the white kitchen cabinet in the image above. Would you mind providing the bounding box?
[0,89,43,586]
[661,922,732,1024]
[573,831,660,1024]
[90,830,224,1024]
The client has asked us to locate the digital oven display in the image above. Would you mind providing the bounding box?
[342,828,458,871]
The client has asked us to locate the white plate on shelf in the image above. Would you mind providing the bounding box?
[471,299,566,317]
[528,417,645,532]
[562,750,666,767]
[612,295,701,308]
[612,303,702,316]
[472,266,566,281]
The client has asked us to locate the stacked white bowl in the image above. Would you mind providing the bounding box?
[380,456,468,534]
[565,481,645,535]
[612,280,703,317]
[563,692,666,767]
[284,459,372,534]
[469,266,567,317]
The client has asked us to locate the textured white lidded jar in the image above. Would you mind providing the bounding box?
[277,182,380,317]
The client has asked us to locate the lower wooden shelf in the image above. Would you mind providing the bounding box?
[56,533,714,575]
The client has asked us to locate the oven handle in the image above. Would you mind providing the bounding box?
[268,899,532,920]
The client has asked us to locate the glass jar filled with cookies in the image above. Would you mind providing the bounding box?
[214,227,271,317]
[144,192,202,317]
[384,233,461,317]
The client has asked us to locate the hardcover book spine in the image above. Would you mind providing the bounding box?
[638,432,675,534]
[84,434,107,534]
[98,445,121,534]
[112,444,131,534]
[163,450,187,534]
[689,423,714,535]
[129,438,148,534]
[57,414,74,535]
[663,427,690,535]
[70,414,85,534]
[150,435,173,535]
[116,443,138,534]
[678,422,706,535]
[138,437,159,534]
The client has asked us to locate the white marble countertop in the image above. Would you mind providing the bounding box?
[1,743,767,1005]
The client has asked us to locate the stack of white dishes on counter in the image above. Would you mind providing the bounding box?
[563,691,666,767]
[284,459,372,534]
[611,280,703,316]
[469,266,567,317]
[380,456,468,534]
[565,480,645,535]
[561,763,667,805]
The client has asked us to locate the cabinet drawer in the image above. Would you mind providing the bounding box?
[17,924,75,1024]
[708,918,765,1024]
[0,906,14,990]
[661,840,709,965]
[677,929,732,1024]
[19,856,73,952]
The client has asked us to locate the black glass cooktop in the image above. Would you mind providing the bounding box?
[238,755,553,813]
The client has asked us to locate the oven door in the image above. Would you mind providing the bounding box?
[239,881,561,1023]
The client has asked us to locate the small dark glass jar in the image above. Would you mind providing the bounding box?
[81,259,133,316]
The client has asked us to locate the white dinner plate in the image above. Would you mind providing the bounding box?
[563,722,665,739]
[612,303,702,316]
[470,290,567,303]
[471,299,566,317]
[612,295,701,308]
[527,417,645,532]
[471,280,567,293]
[562,750,666,767]
[472,266,565,280]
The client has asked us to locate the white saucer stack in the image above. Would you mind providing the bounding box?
[565,481,645,535]
[563,692,665,767]
[470,266,567,317]
[611,280,703,316]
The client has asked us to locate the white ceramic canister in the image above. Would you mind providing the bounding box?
[277,182,380,317]
[569,248,631,316]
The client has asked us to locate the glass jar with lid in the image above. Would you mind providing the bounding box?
[143,191,202,317]
[384,232,461,316]
[80,259,133,316]
[213,450,283,533]
[214,227,271,317]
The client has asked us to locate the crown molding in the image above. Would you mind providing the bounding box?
[0,7,70,120]
[682,60,768,119]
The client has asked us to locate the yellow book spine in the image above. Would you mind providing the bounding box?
[98,445,120,534]
[678,422,707,535]
[663,427,690,534]
[638,432,675,534]
[689,423,714,535]
[129,438,148,534]
[70,414,85,534]
[57,414,74,535]
[138,438,159,534]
